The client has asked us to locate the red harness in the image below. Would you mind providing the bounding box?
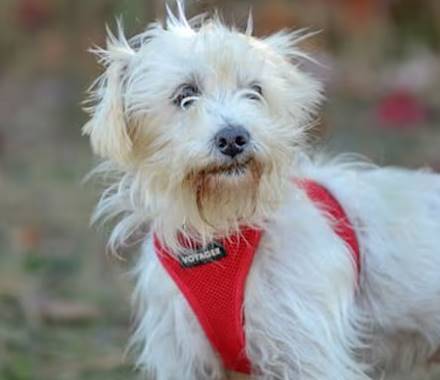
[154,179,360,374]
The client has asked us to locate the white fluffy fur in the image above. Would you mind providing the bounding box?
[83,4,440,380]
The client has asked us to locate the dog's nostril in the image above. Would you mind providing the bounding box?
[235,135,247,147]
[217,137,228,149]
[214,126,251,158]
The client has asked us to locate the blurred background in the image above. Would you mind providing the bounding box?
[0,0,439,379]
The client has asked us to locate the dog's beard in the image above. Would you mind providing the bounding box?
[185,157,264,230]
[152,156,289,252]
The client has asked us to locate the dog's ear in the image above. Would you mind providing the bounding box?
[83,23,136,164]
[264,29,324,121]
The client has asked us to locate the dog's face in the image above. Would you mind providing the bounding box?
[84,11,322,244]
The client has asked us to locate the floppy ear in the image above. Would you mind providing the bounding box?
[83,23,136,164]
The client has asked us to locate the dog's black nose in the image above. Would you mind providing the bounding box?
[214,126,250,158]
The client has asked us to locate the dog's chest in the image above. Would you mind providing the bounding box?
[144,182,356,378]
[140,216,357,379]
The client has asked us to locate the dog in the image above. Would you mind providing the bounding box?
[83,3,440,380]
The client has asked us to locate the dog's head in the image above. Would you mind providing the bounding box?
[84,4,323,248]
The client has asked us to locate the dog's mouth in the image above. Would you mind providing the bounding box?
[185,156,263,192]
[207,157,253,177]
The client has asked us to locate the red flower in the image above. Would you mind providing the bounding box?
[17,0,50,31]
[377,89,427,128]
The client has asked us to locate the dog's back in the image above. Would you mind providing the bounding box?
[304,159,440,377]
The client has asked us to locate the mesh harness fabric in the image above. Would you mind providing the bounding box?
[154,179,361,374]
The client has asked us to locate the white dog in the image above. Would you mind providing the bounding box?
[83,3,440,380]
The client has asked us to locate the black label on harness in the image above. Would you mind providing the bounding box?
[179,242,227,268]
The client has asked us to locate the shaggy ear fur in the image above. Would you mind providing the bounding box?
[263,29,324,126]
[264,29,320,64]
[83,23,136,164]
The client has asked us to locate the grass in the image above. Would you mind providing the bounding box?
[0,139,137,380]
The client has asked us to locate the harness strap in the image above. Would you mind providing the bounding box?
[295,179,361,275]
[154,179,360,374]
[154,228,261,373]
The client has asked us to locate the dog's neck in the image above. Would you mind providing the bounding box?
[152,173,292,253]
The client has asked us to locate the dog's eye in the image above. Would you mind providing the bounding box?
[173,84,200,110]
[245,84,263,101]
